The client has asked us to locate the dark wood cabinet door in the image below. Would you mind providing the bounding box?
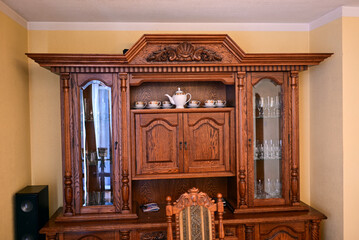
[63,231,117,240]
[259,222,305,240]
[183,111,232,173]
[134,113,183,175]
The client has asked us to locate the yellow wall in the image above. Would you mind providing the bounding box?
[27,30,312,216]
[342,17,359,240]
[0,11,30,240]
[309,18,344,239]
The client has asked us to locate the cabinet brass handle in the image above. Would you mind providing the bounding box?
[248,138,252,147]
[179,142,183,150]
[184,142,188,150]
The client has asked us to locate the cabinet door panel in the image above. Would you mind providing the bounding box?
[260,222,305,240]
[184,112,231,173]
[247,72,291,207]
[135,113,182,175]
[64,231,116,240]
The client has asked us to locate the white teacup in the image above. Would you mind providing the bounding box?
[216,100,226,107]
[148,100,161,108]
[204,99,217,107]
[134,101,147,109]
[188,100,201,108]
[162,100,172,108]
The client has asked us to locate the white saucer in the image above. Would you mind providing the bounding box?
[215,105,226,108]
[204,105,216,108]
[187,105,200,108]
[162,106,173,109]
[147,106,161,109]
[134,106,146,109]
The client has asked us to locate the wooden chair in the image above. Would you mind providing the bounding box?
[166,188,224,240]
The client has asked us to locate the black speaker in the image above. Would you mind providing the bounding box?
[15,185,49,240]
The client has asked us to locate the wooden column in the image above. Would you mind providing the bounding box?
[290,71,300,205]
[237,72,248,208]
[310,220,321,240]
[61,73,74,216]
[119,73,130,213]
[245,225,254,240]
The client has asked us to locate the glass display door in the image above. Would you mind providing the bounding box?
[247,72,289,206]
[80,80,113,206]
[253,79,282,199]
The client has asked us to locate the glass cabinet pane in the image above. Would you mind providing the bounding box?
[80,80,113,206]
[253,79,282,199]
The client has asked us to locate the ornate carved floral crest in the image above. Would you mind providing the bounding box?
[146,42,222,62]
[174,187,215,210]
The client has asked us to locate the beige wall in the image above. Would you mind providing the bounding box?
[309,18,344,240]
[342,17,359,240]
[0,11,30,240]
[309,17,359,240]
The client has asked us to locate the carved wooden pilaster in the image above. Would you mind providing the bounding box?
[119,73,130,213]
[237,72,248,208]
[310,220,320,240]
[61,73,74,216]
[290,71,300,205]
[245,225,254,240]
[121,231,130,240]
[120,73,127,92]
[122,169,130,212]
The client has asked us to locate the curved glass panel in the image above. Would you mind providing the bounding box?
[80,80,113,206]
[253,79,282,199]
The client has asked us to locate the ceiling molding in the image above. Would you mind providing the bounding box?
[27,22,310,32]
[0,0,27,28]
[342,6,359,17]
[1,0,359,32]
[310,6,359,30]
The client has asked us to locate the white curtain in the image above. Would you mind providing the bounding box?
[92,83,112,160]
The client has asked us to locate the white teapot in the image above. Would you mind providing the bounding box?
[165,88,191,109]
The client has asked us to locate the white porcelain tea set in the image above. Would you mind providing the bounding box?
[134,88,226,109]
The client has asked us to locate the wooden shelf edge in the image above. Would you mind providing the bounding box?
[55,212,138,223]
[232,202,309,215]
[132,172,235,180]
[130,107,235,113]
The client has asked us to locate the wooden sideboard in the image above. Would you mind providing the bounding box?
[42,204,325,240]
[27,34,331,240]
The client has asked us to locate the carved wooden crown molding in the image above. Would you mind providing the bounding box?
[146,42,222,62]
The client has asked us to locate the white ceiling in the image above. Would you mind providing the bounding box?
[2,0,359,23]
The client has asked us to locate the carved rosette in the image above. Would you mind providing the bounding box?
[147,42,222,62]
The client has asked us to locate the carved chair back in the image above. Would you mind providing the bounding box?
[166,188,224,240]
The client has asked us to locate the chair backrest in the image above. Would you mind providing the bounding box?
[166,188,224,240]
